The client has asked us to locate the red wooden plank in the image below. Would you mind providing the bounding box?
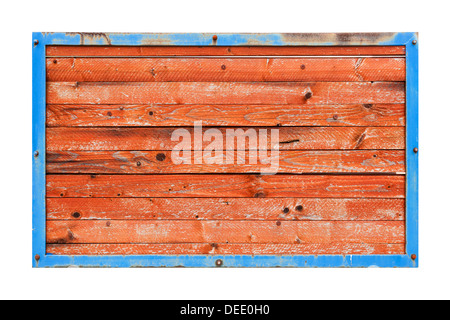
[46,150,405,174]
[46,103,406,127]
[46,220,405,244]
[46,82,405,105]
[46,243,405,255]
[46,46,406,57]
[46,127,405,151]
[47,198,405,221]
[46,174,405,198]
[46,58,406,82]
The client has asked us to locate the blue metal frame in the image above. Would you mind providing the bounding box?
[32,32,419,268]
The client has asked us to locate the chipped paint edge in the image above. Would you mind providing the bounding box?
[35,32,417,46]
[32,32,419,268]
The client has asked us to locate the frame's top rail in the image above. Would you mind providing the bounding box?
[33,32,418,46]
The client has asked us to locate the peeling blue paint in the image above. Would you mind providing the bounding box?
[32,32,419,268]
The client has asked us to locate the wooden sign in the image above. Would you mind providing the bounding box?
[32,33,418,267]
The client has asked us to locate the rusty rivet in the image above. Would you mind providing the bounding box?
[412,40,417,45]
[215,259,223,267]
[305,92,313,100]
[300,64,306,70]
[34,150,39,157]
[221,65,226,70]
[283,208,290,214]
[276,221,282,226]
[72,212,81,219]
[413,148,418,153]
[296,205,303,212]
[212,35,218,41]
[34,39,39,46]
[156,153,166,161]
[35,254,40,262]
[411,254,417,261]
[333,115,339,120]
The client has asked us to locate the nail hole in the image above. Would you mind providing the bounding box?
[149,111,154,116]
[137,161,142,167]
[283,208,290,214]
[296,205,303,212]
[107,112,112,117]
[305,92,313,100]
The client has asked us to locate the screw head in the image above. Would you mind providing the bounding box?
[283,208,290,214]
[412,40,417,45]
[221,65,226,70]
[333,115,339,120]
[156,153,166,161]
[212,35,218,41]
[215,259,223,267]
[276,221,282,226]
[411,254,417,261]
[72,212,81,219]
[34,151,39,157]
[34,39,39,46]
[413,148,418,153]
[35,254,40,262]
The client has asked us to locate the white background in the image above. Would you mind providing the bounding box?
[1,0,449,300]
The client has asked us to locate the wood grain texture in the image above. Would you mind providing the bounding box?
[46,174,405,198]
[47,198,405,221]
[46,127,405,151]
[46,150,405,174]
[47,103,406,127]
[46,58,406,82]
[46,220,405,244]
[47,82,405,105]
[46,46,406,57]
[46,243,405,255]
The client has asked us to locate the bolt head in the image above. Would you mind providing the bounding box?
[413,148,418,153]
[212,35,218,41]
[34,39,39,46]
[34,151,39,157]
[411,254,417,261]
[412,40,417,45]
[215,259,223,267]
